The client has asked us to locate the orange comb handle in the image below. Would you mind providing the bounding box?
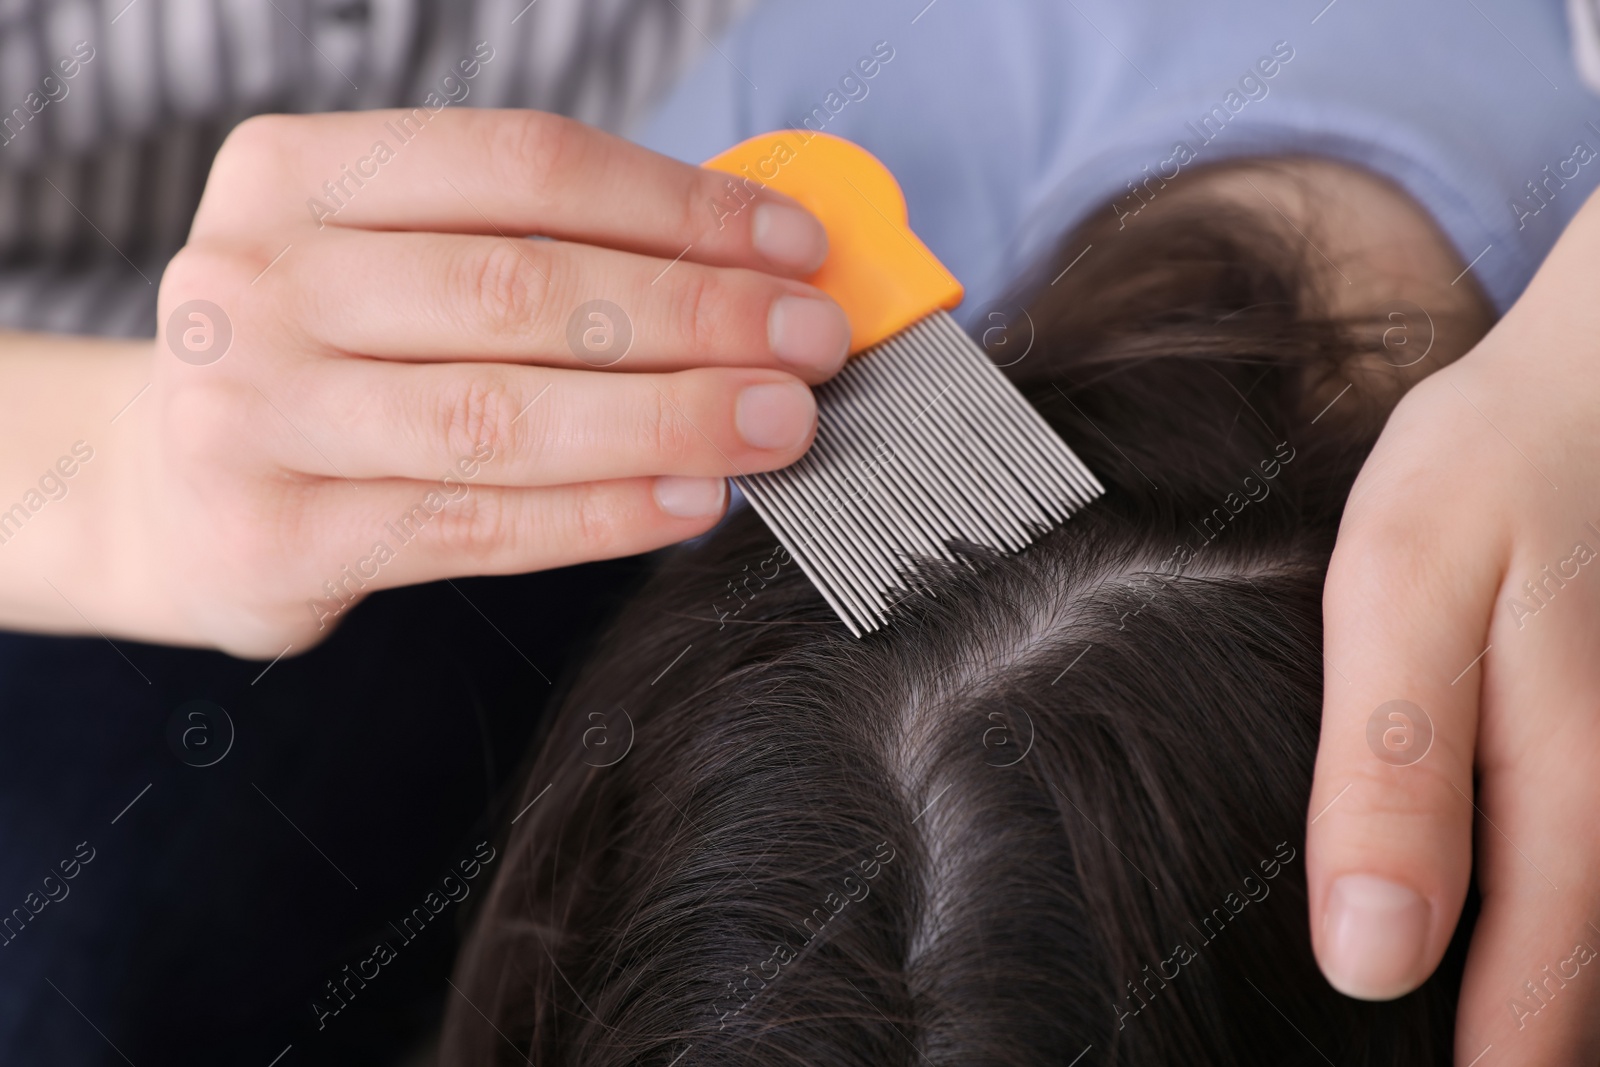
[703,131,963,355]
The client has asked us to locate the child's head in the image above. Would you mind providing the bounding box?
[441,182,1479,1065]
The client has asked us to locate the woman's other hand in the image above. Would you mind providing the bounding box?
[1310,185,1600,1062]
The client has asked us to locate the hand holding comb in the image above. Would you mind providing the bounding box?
[703,131,1103,636]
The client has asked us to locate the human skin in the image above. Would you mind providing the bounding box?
[0,109,849,656]
[1311,180,1600,1065]
[1138,156,1600,1064]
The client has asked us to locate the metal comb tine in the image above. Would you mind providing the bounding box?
[827,360,964,559]
[935,313,1106,507]
[844,342,992,547]
[884,325,1049,544]
[761,451,885,609]
[844,345,1002,550]
[902,315,1100,527]
[867,331,1034,549]
[781,443,908,628]
[923,312,1089,515]
[801,423,940,606]
[806,422,953,607]
[947,385,1074,524]
[796,425,913,605]
[745,467,883,633]
[812,368,946,566]
[736,473,872,636]
[852,335,1024,550]
[737,309,1105,636]
[761,463,889,630]
[926,311,1102,507]
[895,325,1055,531]
[823,371,953,564]
[876,350,1036,550]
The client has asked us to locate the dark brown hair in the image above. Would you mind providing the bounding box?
[440,182,1479,1065]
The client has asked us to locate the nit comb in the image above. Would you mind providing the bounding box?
[703,131,1103,636]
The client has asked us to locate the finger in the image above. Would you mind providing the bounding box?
[301,475,730,606]
[1453,765,1600,1065]
[202,109,829,275]
[264,229,849,380]
[263,361,818,485]
[1308,439,1505,1000]
[1451,545,1600,1064]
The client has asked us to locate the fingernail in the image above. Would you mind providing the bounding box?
[768,295,850,375]
[752,201,829,272]
[653,475,727,519]
[1321,874,1431,1000]
[736,381,815,451]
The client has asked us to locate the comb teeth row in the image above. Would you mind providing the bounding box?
[735,310,1105,636]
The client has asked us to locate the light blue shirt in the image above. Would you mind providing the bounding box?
[639,0,1597,324]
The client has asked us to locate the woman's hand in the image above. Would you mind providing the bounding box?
[1310,188,1600,1062]
[107,109,846,657]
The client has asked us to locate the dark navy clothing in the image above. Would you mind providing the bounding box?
[0,562,647,1066]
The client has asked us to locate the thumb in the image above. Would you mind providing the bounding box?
[1307,490,1501,1000]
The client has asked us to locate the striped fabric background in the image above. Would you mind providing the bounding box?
[0,0,751,337]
